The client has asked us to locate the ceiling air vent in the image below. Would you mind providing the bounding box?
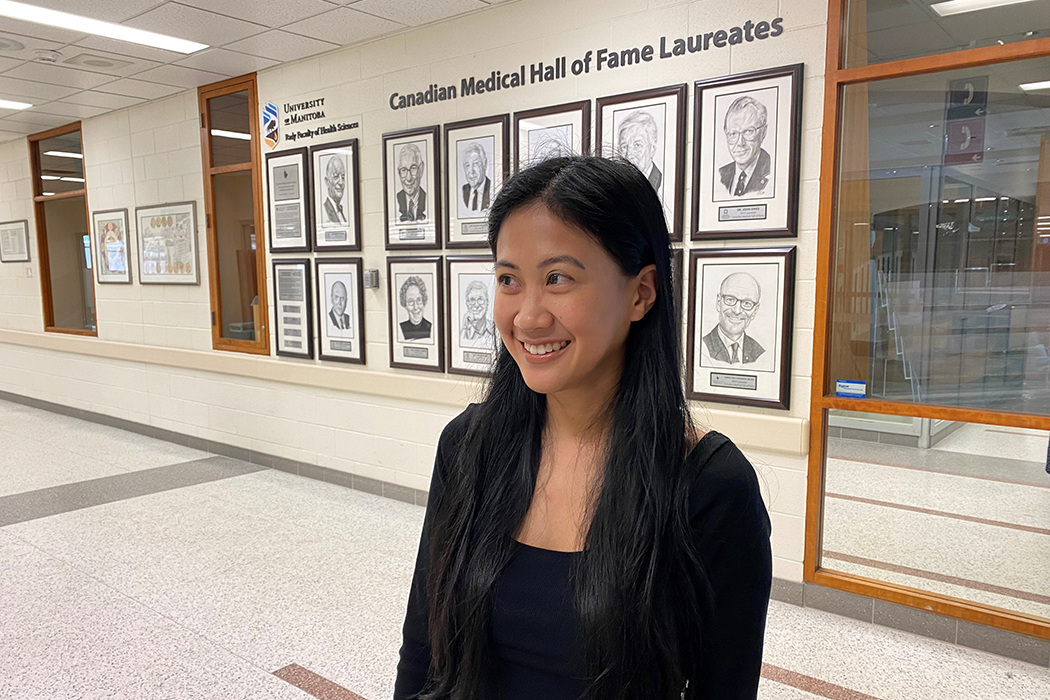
[0,36,25,52]
[62,53,133,70]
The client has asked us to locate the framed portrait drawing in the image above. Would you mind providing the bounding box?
[686,247,795,410]
[310,139,361,252]
[91,209,131,283]
[672,247,683,332]
[388,256,444,373]
[444,115,509,249]
[0,219,30,263]
[446,256,498,377]
[266,147,311,252]
[513,100,591,171]
[692,63,803,239]
[135,201,199,284]
[597,84,687,241]
[316,257,365,365]
[273,258,313,359]
[383,125,441,250]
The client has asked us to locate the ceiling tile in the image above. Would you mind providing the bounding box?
[0,116,59,134]
[174,48,278,75]
[283,7,402,47]
[56,49,160,78]
[3,62,116,90]
[133,64,228,88]
[178,0,335,29]
[60,90,145,109]
[0,32,65,63]
[224,30,338,63]
[73,36,185,64]
[124,4,267,48]
[0,18,86,44]
[24,0,167,23]
[35,102,110,119]
[0,75,80,101]
[351,0,484,26]
[1,110,74,128]
[0,129,25,144]
[93,78,183,100]
[0,56,24,73]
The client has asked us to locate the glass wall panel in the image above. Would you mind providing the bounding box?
[823,409,1050,620]
[208,91,251,167]
[829,57,1050,415]
[212,169,258,340]
[36,132,84,195]
[844,0,1050,69]
[42,195,95,331]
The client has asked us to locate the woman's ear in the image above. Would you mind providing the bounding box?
[629,264,658,322]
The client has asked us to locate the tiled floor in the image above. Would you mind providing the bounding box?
[2,398,1049,699]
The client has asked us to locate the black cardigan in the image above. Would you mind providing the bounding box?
[394,406,772,699]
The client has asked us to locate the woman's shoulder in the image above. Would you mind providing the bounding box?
[437,403,482,456]
[684,432,765,524]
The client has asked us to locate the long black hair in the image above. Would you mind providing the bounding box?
[424,156,709,700]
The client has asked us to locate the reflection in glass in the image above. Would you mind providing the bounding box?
[213,170,258,340]
[823,409,1050,621]
[37,131,84,195]
[42,195,95,331]
[830,57,1050,415]
[209,91,251,167]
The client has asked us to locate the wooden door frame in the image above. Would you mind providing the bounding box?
[28,121,97,337]
[198,74,270,356]
[807,0,1050,640]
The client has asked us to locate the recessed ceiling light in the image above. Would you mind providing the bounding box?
[43,150,83,159]
[931,0,1038,16]
[210,129,251,141]
[1020,80,1050,91]
[0,98,32,109]
[0,0,207,54]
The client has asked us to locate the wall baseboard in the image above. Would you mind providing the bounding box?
[2,388,1046,669]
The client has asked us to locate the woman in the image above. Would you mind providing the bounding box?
[394,156,771,700]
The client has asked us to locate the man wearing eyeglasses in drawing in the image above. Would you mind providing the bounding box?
[395,142,427,222]
[718,95,771,199]
[703,272,765,365]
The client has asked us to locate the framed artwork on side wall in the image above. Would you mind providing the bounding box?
[692,63,804,240]
[388,256,444,373]
[316,257,365,364]
[0,219,30,263]
[686,246,796,410]
[266,147,311,253]
[310,139,361,252]
[597,84,687,241]
[135,201,199,284]
[446,255,498,377]
[91,209,131,284]
[383,126,441,250]
[444,115,509,249]
[513,100,591,171]
[273,258,313,359]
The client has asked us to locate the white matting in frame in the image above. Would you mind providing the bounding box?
[513,100,591,171]
[383,126,441,250]
[446,256,497,376]
[92,208,131,283]
[388,256,444,372]
[597,84,686,240]
[311,139,360,251]
[135,201,199,284]
[0,219,30,263]
[693,64,803,239]
[316,257,365,364]
[273,258,313,359]
[267,147,311,252]
[687,247,795,410]
[445,115,508,249]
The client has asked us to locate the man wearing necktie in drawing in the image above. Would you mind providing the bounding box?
[460,142,492,216]
[322,156,348,226]
[718,95,772,199]
[703,272,765,365]
[327,281,352,337]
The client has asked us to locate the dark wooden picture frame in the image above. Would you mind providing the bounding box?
[315,257,366,365]
[445,254,498,378]
[672,246,684,333]
[272,258,314,359]
[513,99,592,171]
[387,255,445,373]
[266,147,311,253]
[309,139,362,252]
[383,125,442,251]
[686,246,795,410]
[596,84,687,241]
[0,219,31,263]
[691,63,804,240]
[444,114,510,250]
[91,208,132,284]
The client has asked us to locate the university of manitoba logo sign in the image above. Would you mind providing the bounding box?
[262,102,279,149]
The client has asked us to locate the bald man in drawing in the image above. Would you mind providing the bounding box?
[703,272,765,365]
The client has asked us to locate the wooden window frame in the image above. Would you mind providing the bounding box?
[198,74,270,355]
[28,121,97,337]
[808,0,1050,640]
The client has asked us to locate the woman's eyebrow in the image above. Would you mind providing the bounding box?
[537,255,586,270]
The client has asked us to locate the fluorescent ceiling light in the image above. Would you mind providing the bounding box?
[0,1,207,54]
[954,198,969,202]
[43,150,82,159]
[975,196,997,201]
[41,191,54,196]
[931,0,1038,17]
[0,98,32,110]
[40,174,59,180]
[210,129,251,141]
[1020,79,1050,91]
[60,176,85,182]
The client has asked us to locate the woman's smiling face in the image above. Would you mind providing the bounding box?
[494,203,653,398]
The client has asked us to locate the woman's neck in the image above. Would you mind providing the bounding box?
[545,376,618,444]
